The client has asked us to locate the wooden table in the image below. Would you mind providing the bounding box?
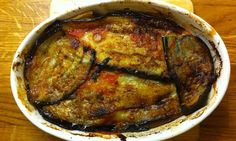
[0,0,235,140]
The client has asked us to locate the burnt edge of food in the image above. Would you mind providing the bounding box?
[117,134,127,141]
[87,91,174,119]
[181,37,218,115]
[28,10,180,132]
[162,36,218,115]
[37,105,117,132]
[62,9,183,33]
[31,47,96,107]
[24,20,63,69]
[162,36,183,108]
[95,63,171,83]
[91,57,111,81]
[24,20,96,106]
[36,101,180,133]
[24,20,63,106]
[25,10,220,133]
[60,9,181,83]
[110,9,184,33]
[181,85,212,115]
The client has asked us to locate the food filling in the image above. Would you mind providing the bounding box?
[24,10,218,132]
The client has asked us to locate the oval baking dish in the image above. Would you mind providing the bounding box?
[11,0,230,141]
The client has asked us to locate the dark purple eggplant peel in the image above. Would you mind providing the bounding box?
[24,10,219,133]
[162,35,216,114]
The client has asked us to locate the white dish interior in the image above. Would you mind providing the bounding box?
[11,0,230,140]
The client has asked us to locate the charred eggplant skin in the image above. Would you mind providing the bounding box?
[25,21,63,70]
[162,35,216,114]
[91,57,111,81]
[38,94,181,132]
[24,21,96,106]
[23,10,218,133]
[25,46,95,106]
[62,10,185,78]
[39,68,181,131]
[95,64,171,83]
[24,21,63,106]
[63,9,183,33]
[38,106,181,132]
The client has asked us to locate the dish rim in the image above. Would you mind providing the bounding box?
[10,0,230,140]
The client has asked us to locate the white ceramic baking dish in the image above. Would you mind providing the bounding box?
[11,0,230,140]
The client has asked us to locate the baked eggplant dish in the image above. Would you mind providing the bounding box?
[24,10,218,132]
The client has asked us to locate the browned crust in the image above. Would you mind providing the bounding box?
[163,35,216,114]
[24,10,219,133]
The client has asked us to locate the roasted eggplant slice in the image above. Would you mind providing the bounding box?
[163,35,215,114]
[24,10,220,132]
[63,15,169,77]
[40,71,181,131]
[25,33,94,105]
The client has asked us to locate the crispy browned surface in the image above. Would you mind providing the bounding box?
[63,16,170,76]
[1,0,236,140]
[42,71,181,130]
[43,96,181,131]
[76,71,177,118]
[25,33,93,104]
[165,35,214,114]
[24,11,216,132]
